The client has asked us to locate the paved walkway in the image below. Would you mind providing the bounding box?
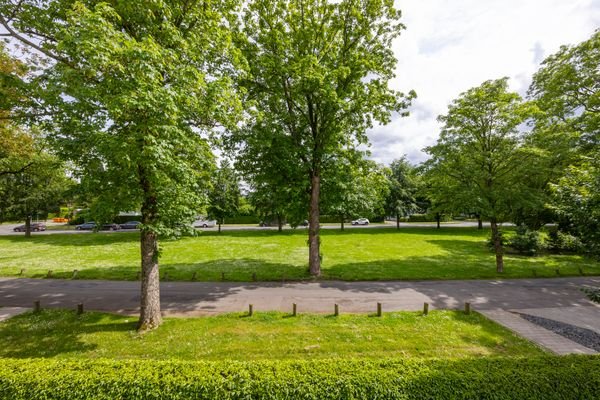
[0,307,29,322]
[1,277,598,354]
[1,276,598,314]
[479,309,597,355]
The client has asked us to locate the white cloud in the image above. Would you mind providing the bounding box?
[368,0,600,165]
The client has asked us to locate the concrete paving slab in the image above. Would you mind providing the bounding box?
[0,307,29,322]
[513,306,600,334]
[480,309,597,355]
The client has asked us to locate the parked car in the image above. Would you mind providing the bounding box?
[119,221,141,230]
[101,223,121,231]
[75,222,96,230]
[193,219,217,228]
[13,223,46,232]
[76,222,120,231]
[351,218,369,225]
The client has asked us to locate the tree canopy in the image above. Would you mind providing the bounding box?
[230,0,414,275]
[425,78,537,272]
[0,0,243,330]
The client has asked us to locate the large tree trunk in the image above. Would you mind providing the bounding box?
[490,217,504,273]
[277,214,283,232]
[218,221,222,233]
[137,167,162,331]
[25,214,32,238]
[308,173,321,276]
[435,212,441,229]
[477,214,483,230]
[139,229,161,330]
[396,212,400,230]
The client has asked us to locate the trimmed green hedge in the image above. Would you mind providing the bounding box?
[0,356,599,399]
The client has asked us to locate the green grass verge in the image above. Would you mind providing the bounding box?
[0,309,544,360]
[0,228,598,281]
[1,357,598,399]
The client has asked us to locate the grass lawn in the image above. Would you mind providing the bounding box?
[0,227,598,281]
[0,309,544,360]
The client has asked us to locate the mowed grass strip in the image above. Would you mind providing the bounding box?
[0,228,598,281]
[0,309,544,360]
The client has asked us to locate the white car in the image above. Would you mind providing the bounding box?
[351,218,369,225]
[193,219,217,228]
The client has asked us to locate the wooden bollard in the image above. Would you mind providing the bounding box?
[579,267,584,276]
[464,302,471,315]
[334,304,339,316]
[423,302,429,316]
[191,272,197,281]
[77,303,84,315]
[377,302,382,317]
[292,303,297,317]
[248,304,253,316]
[33,300,41,313]
[221,272,225,281]
[252,272,257,281]
[46,270,53,278]
[72,270,78,279]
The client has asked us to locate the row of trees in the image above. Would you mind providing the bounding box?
[0,0,413,330]
[424,30,599,272]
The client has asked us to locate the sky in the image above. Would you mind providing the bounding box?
[367,0,600,166]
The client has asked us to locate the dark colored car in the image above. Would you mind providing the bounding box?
[101,223,121,231]
[76,222,121,231]
[75,222,96,230]
[13,223,46,232]
[120,221,141,230]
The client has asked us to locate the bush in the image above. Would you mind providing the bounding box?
[0,357,598,399]
[509,225,543,255]
[582,287,600,303]
[546,229,583,253]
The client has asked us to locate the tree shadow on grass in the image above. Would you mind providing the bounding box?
[0,231,140,247]
[0,309,135,358]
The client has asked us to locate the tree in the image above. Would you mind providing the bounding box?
[384,156,419,229]
[0,0,242,330]
[322,155,388,230]
[527,30,600,252]
[549,162,600,255]
[0,143,70,237]
[207,160,241,233]
[231,0,414,275]
[425,78,536,273]
[528,29,599,150]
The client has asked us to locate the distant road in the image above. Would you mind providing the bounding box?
[0,221,496,236]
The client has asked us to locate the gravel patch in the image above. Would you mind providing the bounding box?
[518,313,600,352]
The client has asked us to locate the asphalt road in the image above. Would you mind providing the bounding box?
[1,276,597,316]
[0,220,494,236]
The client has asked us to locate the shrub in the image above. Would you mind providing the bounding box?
[546,229,583,253]
[509,225,543,255]
[0,357,598,399]
[582,287,600,303]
